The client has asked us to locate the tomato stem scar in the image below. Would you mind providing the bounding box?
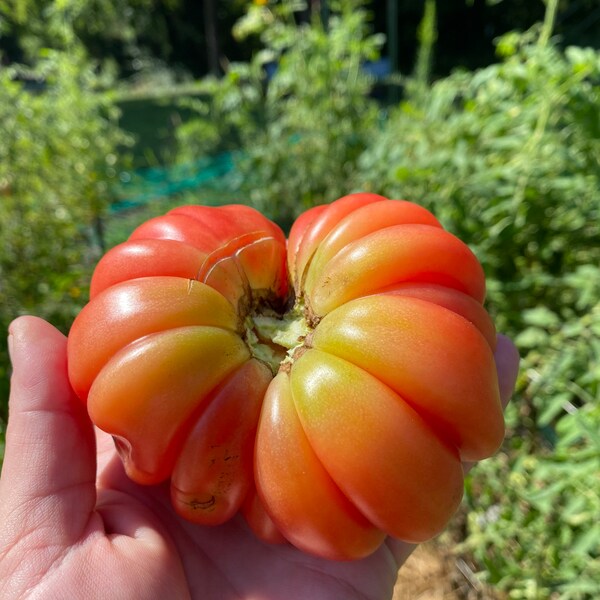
[244,300,311,374]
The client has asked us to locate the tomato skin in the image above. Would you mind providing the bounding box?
[88,326,250,485]
[255,371,386,560]
[308,295,503,461]
[68,277,240,401]
[129,204,285,256]
[288,349,464,543]
[286,204,327,286]
[170,204,287,250]
[289,193,385,288]
[116,203,288,308]
[304,224,487,318]
[375,283,497,350]
[68,195,506,560]
[90,239,207,298]
[306,199,443,281]
[171,359,271,525]
[241,485,287,546]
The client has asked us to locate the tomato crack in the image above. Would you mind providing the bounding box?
[185,496,217,512]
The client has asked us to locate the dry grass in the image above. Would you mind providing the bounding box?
[393,541,505,600]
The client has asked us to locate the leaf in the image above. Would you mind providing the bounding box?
[522,306,561,329]
[515,327,549,349]
[537,392,571,427]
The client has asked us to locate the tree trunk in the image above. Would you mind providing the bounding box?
[204,0,220,75]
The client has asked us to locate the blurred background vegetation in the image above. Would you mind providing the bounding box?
[1,0,599,597]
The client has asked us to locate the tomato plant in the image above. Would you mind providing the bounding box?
[67,193,504,560]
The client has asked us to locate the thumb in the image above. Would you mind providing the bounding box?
[0,316,96,545]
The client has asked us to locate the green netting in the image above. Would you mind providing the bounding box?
[110,151,238,213]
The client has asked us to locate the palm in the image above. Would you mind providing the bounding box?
[0,317,518,600]
[94,429,405,600]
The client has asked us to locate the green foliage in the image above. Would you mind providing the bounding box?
[463,276,600,598]
[355,10,600,596]
[358,26,600,333]
[1,0,172,71]
[176,0,384,227]
[0,47,131,424]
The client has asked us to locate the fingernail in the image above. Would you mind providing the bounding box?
[7,332,15,365]
[7,318,24,368]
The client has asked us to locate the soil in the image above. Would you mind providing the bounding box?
[393,541,505,600]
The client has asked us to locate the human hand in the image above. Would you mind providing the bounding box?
[0,316,519,600]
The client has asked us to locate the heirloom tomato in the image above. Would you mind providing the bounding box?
[67,193,504,560]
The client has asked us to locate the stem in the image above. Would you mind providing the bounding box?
[538,0,559,49]
[414,0,437,94]
[511,0,560,215]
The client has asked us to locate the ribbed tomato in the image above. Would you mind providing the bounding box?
[67,193,504,560]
